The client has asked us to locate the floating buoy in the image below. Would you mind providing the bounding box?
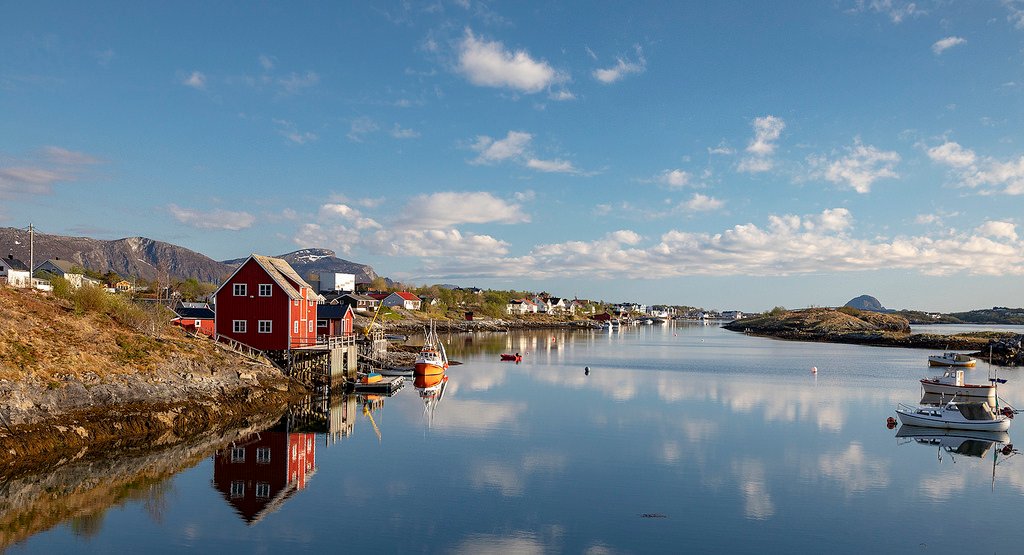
[811,366,818,374]
[886,416,897,429]
[584,366,590,376]
[1002,407,1015,419]
[1002,444,1013,456]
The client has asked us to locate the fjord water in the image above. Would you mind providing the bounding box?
[9,324,1024,553]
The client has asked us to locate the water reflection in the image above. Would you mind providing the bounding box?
[211,425,317,525]
[895,425,1010,461]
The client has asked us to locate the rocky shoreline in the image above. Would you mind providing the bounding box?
[722,307,1021,365]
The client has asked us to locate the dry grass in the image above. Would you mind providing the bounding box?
[0,286,199,381]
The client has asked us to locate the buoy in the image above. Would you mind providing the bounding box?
[811,366,818,374]
[886,416,897,429]
[584,367,590,376]
[1002,444,1013,456]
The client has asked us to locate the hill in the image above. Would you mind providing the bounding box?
[844,294,887,312]
[0,228,381,286]
[0,227,233,282]
[223,248,379,285]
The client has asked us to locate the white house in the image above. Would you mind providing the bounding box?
[506,298,539,315]
[383,291,422,310]
[0,255,31,288]
[34,258,100,288]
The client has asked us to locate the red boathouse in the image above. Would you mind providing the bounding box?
[214,254,322,351]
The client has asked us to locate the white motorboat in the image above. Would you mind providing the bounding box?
[895,400,1012,432]
[920,369,995,399]
[928,352,977,367]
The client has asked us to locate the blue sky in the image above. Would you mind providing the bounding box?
[2,1,1024,312]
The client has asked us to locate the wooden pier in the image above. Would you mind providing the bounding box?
[352,376,405,395]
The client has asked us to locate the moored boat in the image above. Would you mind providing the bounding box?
[928,352,977,367]
[920,368,995,399]
[414,320,448,376]
[895,400,1012,432]
[500,353,522,362]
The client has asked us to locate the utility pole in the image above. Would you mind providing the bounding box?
[28,223,34,287]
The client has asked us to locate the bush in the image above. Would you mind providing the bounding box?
[73,283,109,314]
[767,306,787,317]
[50,276,73,300]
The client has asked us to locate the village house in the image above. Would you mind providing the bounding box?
[337,292,378,313]
[114,279,133,293]
[213,254,323,351]
[171,301,216,336]
[546,297,568,314]
[316,303,355,337]
[0,255,31,288]
[383,291,421,310]
[316,272,356,293]
[506,298,539,315]
[34,258,101,288]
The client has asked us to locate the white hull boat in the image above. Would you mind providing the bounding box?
[920,369,994,399]
[928,352,977,367]
[895,400,1012,432]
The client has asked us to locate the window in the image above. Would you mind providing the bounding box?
[230,480,245,498]
[233,320,247,333]
[317,319,328,328]
[233,283,246,296]
[307,320,313,333]
[255,482,270,498]
[293,300,298,307]
[259,283,272,296]
[256,447,271,464]
[258,320,272,334]
[231,447,245,463]
[294,321,299,334]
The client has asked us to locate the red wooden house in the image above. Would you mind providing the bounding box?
[171,301,216,337]
[316,303,355,338]
[214,254,322,351]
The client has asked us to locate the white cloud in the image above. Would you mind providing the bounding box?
[927,140,1024,195]
[457,29,562,93]
[470,130,532,164]
[858,0,925,23]
[391,124,420,139]
[348,116,380,142]
[365,227,511,257]
[932,36,966,55]
[927,141,976,168]
[419,207,1024,281]
[977,220,1018,241]
[593,47,646,84]
[258,54,275,71]
[738,115,785,173]
[398,191,529,228]
[277,71,319,94]
[681,193,724,212]
[318,203,381,230]
[657,169,692,188]
[548,89,575,101]
[0,146,99,197]
[182,71,206,90]
[168,204,255,231]
[526,158,577,173]
[273,119,318,144]
[812,139,901,193]
[708,142,735,155]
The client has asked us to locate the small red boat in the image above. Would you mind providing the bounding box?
[500,353,522,362]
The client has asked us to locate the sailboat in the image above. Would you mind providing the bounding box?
[414,320,448,377]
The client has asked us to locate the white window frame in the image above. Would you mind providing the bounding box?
[233,283,246,296]
[258,320,272,334]
[294,320,299,334]
[231,447,245,463]
[230,480,245,498]
[258,283,272,297]
[255,481,270,498]
[317,319,328,328]
[307,320,313,333]
[233,320,247,333]
[256,447,271,464]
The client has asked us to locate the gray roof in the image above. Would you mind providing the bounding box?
[37,258,79,274]
[2,256,29,271]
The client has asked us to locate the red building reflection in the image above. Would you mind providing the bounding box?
[212,430,317,524]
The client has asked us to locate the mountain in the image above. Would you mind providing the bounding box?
[844,294,887,312]
[0,227,233,282]
[223,248,379,284]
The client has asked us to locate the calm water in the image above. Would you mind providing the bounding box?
[7,324,1024,553]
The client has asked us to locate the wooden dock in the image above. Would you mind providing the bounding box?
[352,376,405,395]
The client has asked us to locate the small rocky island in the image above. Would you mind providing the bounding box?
[722,307,1020,364]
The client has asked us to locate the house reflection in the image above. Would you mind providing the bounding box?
[212,424,317,525]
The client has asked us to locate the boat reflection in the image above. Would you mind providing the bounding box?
[415,367,449,426]
[895,425,1009,460]
[212,421,317,525]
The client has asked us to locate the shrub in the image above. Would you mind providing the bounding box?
[50,276,73,300]
[73,283,109,314]
[767,306,787,317]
